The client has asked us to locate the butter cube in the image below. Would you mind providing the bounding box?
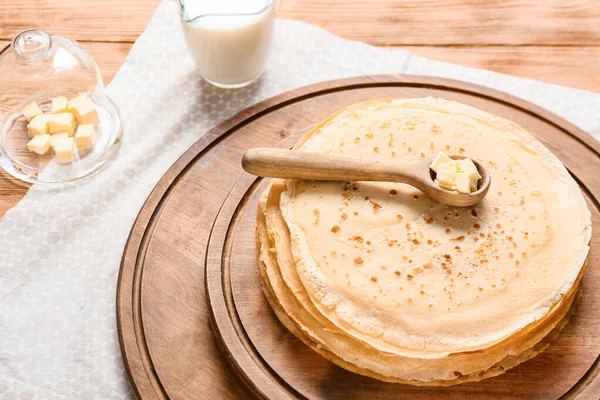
[435,165,457,191]
[50,132,70,151]
[26,134,51,155]
[436,181,456,192]
[67,94,87,109]
[447,160,462,173]
[48,113,76,135]
[455,173,472,194]
[431,151,480,193]
[27,114,51,137]
[22,102,43,120]
[429,152,454,173]
[51,96,69,114]
[75,124,96,150]
[71,97,100,125]
[458,158,481,180]
[53,136,75,163]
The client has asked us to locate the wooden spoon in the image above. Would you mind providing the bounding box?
[242,148,491,207]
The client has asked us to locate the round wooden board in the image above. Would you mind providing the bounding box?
[117,75,600,400]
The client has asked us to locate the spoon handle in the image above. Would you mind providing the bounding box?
[242,148,423,183]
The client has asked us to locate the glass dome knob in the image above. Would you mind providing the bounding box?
[12,29,52,61]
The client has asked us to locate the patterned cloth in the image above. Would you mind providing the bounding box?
[1,1,598,398]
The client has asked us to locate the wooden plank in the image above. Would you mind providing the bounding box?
[404,46,600,92]
[2,0,599,46]
[0,173,31,217]
[277,0,600,45]
[0,0,161,42]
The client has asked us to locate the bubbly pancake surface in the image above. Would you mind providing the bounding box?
[278,98,591,357]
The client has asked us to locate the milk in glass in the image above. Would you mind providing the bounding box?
[179,0,277,88]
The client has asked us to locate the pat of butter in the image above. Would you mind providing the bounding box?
[458,158,481,180]
[430,152,481,193]
[53,136,75,163]
[447,160,462,173]
[27,134,51,155]
[22,102,43,121]
[75,124,96,150]
[48,113,76,135]
[455,173,472,194]
[71,97,100,125]
[435,165,457,191]
[67,96,80,113]
[429,152,454,173]
[51,96,69,114]
[27,114,51,137]
[50,132,70,151]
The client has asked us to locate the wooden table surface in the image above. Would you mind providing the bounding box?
[1,0,599,216]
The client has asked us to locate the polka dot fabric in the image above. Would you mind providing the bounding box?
[0,1,598,398]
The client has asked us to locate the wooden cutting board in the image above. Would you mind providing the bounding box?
[116,75,600,399]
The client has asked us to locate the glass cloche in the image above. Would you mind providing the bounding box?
[0,29,123,184]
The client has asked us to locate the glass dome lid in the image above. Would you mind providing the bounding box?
[0,29,123,184]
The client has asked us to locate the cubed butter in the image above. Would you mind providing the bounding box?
[22,102,43,120]
[430,152,481,193]
[458,158,482,180]
[50,132,70,151]
[447,160,462,173]
[455,172,472,194]
[71,97,100,125]
[48,113,76,135]
[429,152,454,173]
[51,96,69,114]
[27,114,51,137]
[75,124,96,150]
[26,134,51,155]
[67,94,87,110]
[436,181,456,192]
[435,165,457,191]
[53,136,75,163]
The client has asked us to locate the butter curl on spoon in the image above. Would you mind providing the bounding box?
[242,148,491,207]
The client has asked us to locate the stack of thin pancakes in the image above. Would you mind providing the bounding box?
[256,98,592,385]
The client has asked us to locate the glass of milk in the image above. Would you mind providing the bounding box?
[179,0,278,89]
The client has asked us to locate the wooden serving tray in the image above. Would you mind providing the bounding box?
[117,75,600,399]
